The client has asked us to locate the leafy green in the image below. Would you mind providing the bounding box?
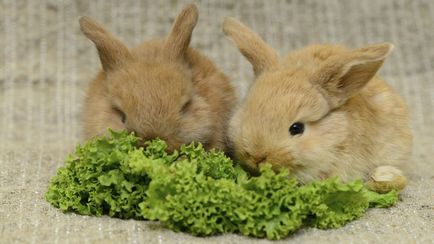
[363,189,398,208]
[45,130,148,218]
[46,130,399,240]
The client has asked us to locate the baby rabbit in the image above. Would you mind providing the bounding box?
[223,18,412,192]
[80,4,235,152]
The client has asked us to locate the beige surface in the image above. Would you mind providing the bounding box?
[1,0,433,243]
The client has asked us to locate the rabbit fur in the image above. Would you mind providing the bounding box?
[223,17,412,191]
[80,4,235,152]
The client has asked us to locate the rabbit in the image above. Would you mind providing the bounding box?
[223,17,412,192]
[79,4,235,152]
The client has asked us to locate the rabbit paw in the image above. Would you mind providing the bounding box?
[365,166,407,193]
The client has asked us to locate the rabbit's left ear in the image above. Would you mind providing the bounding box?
[314,43,393,108]
[163,4,198,61]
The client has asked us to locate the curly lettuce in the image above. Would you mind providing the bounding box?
[46,130,399,240]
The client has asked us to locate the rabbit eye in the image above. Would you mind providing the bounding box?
[289,122,304,136]
[114,107,126,123]
[120,111,126,123]
[181,99,192,114]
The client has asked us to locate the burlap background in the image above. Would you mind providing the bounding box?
[1,0,433,243]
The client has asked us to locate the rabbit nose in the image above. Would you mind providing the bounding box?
[245,151,268,165]
[255,156,267,165]
[130,129,157,141]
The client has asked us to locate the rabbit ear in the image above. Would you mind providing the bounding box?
[223,17,279,76]
[163,4,198,61]
[79,16,133,72]
[315,43,393,108]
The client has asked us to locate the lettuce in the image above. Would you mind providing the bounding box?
[45,131,148,218]
[46,130,398,240]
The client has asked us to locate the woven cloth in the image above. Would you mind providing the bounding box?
[1,0,433,243]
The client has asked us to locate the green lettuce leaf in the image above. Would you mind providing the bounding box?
[46,130,400,240]
[46,130,148,219]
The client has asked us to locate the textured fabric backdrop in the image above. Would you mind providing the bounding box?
[1,0,433,243]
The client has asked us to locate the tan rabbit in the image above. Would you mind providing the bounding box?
[223,17,412,192]
[79,4,235,152]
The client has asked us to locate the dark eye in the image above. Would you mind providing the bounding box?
[120,111,126,123]
[180,99,192,114]
[114,107,126,123]
[289,122,304,136]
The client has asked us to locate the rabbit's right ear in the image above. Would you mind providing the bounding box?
[79,16,133,72]
[223,17,280,76]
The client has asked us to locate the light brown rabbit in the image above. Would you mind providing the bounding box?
[80,4,235,152]
[223,17,412,192]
